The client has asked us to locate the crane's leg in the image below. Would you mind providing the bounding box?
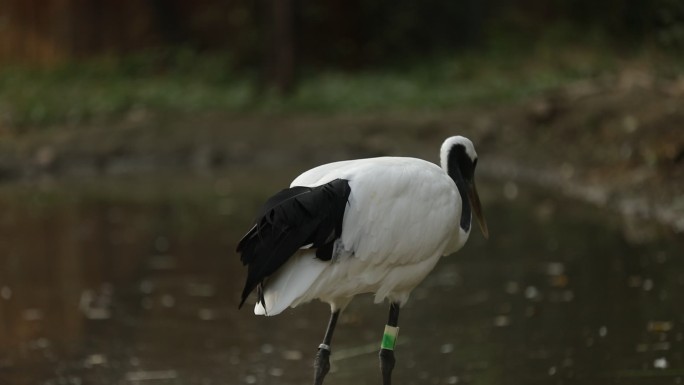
[379,302,400,385]
[313,310,340,385]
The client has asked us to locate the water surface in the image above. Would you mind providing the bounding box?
[0,174,682,385]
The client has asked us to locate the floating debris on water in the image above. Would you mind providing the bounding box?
[545,262,565,276]
[562,290,574,302]
[125,370,178,382]
[23,308,44,321]
[636,340,675,353]
[505,281,519,294]
[653,342,671,351]
[525,286,540,300]
[642,279,654,291]
[440,343,454,354]
[653,357,669,369]
[494,315,510,327]
[282,350,303,361]
[503,182,519,200]
[447,375,459,384]
[1,286,11,300]
[139,280,155,294]
[269,367,283,377]
[548,366,557,376]
[599,326,608,338]
[198,308,216,320]
[27,338,50,350]
[161,294,175,308]
[79,287,112,320]
[83,354,107,368]
[647,321,673,333]
[260,344,274,354]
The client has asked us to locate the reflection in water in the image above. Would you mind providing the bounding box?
[0,177,682,385]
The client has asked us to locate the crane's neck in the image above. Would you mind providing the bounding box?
[441,142,473,235]
[448,166,472,234]
[443,166,472,255]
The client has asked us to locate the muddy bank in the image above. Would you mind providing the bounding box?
[1,78,682,233]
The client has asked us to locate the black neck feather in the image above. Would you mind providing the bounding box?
[449,167,471,233]
[447,147,472,233]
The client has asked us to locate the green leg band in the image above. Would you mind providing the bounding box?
[380,325,399,350]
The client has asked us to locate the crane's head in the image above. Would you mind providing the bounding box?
[440,136,489,239]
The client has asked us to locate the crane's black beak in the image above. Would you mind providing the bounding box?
[468,181,489,239]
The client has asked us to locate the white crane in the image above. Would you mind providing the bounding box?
[237,136,488,385]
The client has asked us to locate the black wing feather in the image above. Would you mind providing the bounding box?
[236,178,351,308]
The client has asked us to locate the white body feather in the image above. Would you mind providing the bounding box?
[255,157,469,315]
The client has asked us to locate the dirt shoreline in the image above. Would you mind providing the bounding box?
[1,79,682,233]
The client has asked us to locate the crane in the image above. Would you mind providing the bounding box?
[237,136,488,385]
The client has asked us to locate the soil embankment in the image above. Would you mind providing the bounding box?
[1,75,682,232]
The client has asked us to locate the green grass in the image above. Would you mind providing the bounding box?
[0,46,679,129]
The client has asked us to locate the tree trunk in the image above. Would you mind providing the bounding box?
[265,0,295,95]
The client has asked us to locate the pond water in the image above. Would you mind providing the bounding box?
[0,173,682,385]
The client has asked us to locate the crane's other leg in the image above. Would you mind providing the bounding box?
[379,302,400,385]
[313,310,340,385]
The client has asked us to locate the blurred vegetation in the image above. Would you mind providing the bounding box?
[0,43,681,130]
[0,0,683,129]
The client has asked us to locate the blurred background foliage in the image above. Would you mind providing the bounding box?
[0,0,682,128]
